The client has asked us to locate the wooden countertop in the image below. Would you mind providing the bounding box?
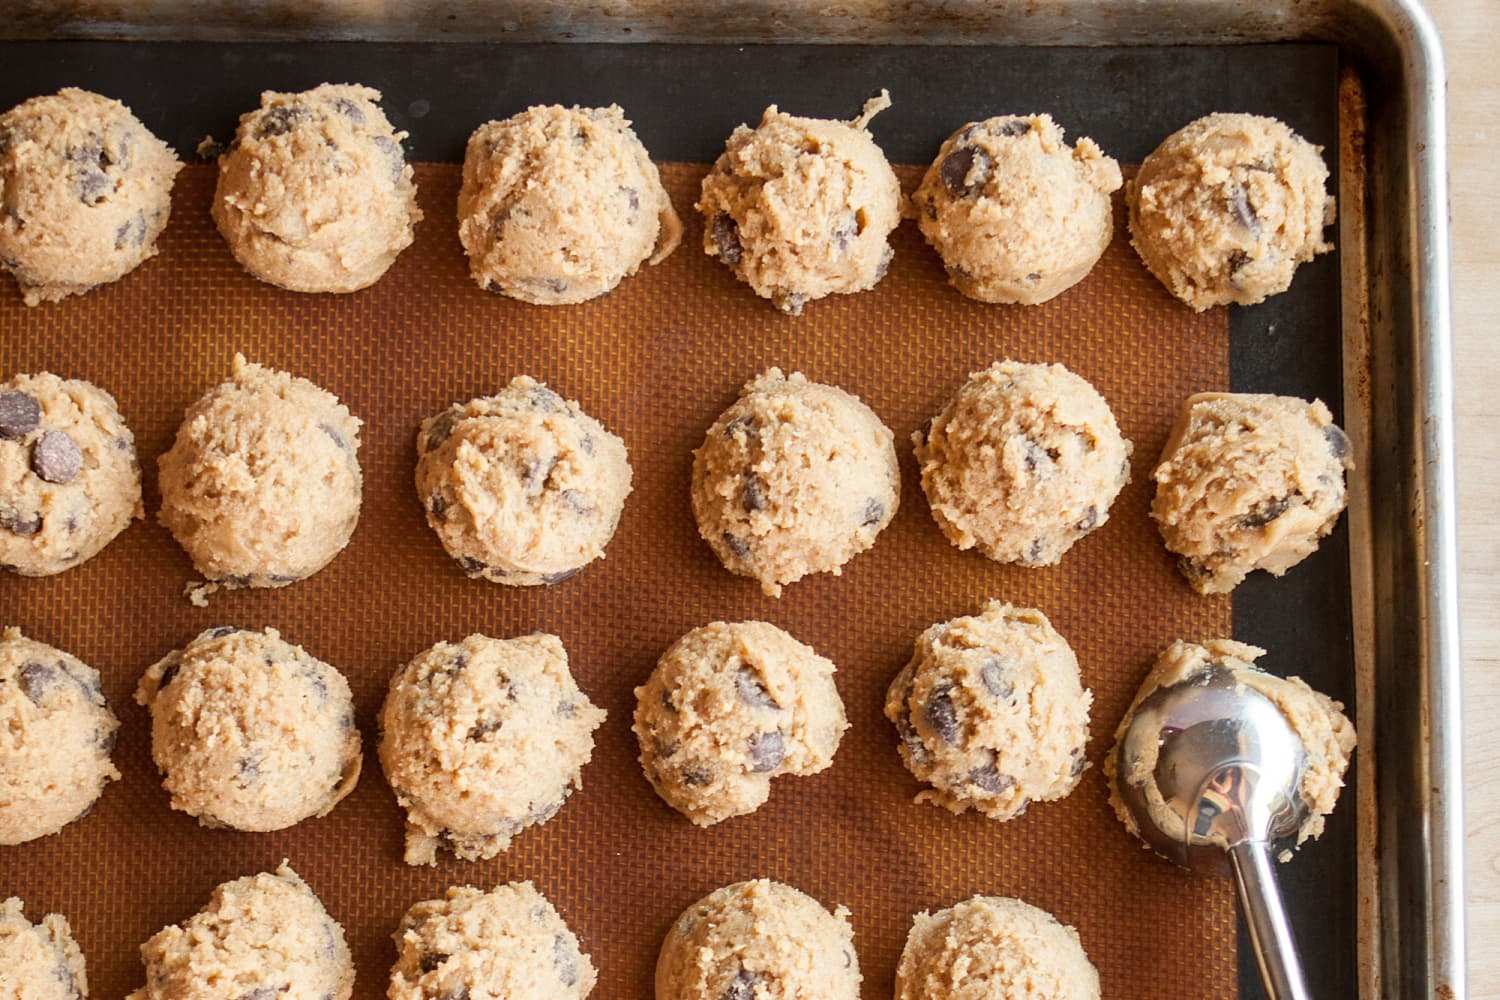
[1422,0,1497,994]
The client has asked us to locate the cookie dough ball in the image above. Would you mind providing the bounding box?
[213,83,421,293]
[0,627,119,845]
[913,114,1122,305]
[416,377,633,585]
[634,621,847,826]
[1,373,142,576]
[884,603,1090,821]
[0,88,180,306]
[1152,392,1351,594]
[697,92,901,314]
[379,633,607,866]
[896,896,1099,1000]
[692,368,899,596]
[158,354,362,596]
[458,104,681,304]
[1107,638,1356,847]
[130,863,353,1000]
[1129,112,1335,311]
[914,361,1131,566]
[0,898,90,999]
[134,626,362,832]
[390,882,596,1000]
[657,880,860,1000]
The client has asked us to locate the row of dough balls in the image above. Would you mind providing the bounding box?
[2,871,1103,1000]
[0,358,1353,599]
[0,84,1334,313]
[0,610,1354,865]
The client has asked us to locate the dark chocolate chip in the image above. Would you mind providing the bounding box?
[236,989,281,1000]
[1027,537,1047,563]
[1,511,41,536]
[530,277,569,294]
[722,533,751,560]
[530,386,565,412]
[940,145,991,198]
[680,762,714,786]
[331,96,366,125]
[1242,495,1293,528]
[722,968,757,1000]
[428,493,449,521]
[371,134,404,185]
[469,718,503,741]
[655,735,681,758]
[206,626,240,639]
[1070,748,1088,777]
[114,211,147,250]
[861,497,885,527]
[33,430,82,484]
[661,688,677,713]
[1178,556,1212,582]
[0,391,41,440]
[735,667,780,710]
[875,244,894,281]
[980,660,1013,699]
[319,422,350,451]
[925,683,960,745]
[255,105,313,139]
[560,489,593,516]
[541,567,582,586]
[722,414,758,440]
[968,752,1015,795]
[742,475,767,512]
[994,117,1031,137]
[1228,249,1252,276]
[1076,504,1099,533]
[555,935,579,986]
[833,214,858,251]
[1324,424,1352,460]
[419,952,449,974]
[710,214,742,265]
[776,290,808,315]
[237,749,264,784]
[456,555,489,574]
[557,700,576,718]
[1228,184,1260,236]
[894,704,930,765]
[157,658,181,689]
[19,660,59,703]
[580,434,595,455]
[621,186,639,213]
[1021,439,1050,473]
[748,730,785,772]
[424,409,461,451]
[1026,271,1042,282]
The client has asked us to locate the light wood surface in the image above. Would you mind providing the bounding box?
[1423,0,1499,994]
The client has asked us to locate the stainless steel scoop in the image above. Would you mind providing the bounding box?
[1114,663,1312,1000]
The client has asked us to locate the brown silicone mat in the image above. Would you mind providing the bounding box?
[1,161,1234,997]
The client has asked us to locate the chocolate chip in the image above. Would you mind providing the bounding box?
[723,414,757,440]
[424,409,462,451]
[530,386,565,412]
[428,493,448,520]
[1070,748,1088,777]
[371,134,404,185]
[541,568,582,585]
[0,391,41,440]
[1026,271,1042,281]
[332,96,366,125]
[710,214,742,264]
[968,752,1015,794]
[1,511,40,536]
[319,422,350,451]
[735,667,780,710]
[1242,495,1293,528]
[833,214,858,251]
[157,658,181,689]
[114,211,146,250]
[236,989,280,1000]
[560,489,593,516]
[722,968,757,1000]
[237,749,264,784]
[861,497,885,527]
[1324,424,1352,460]
[1228,249,1252,276]
[894,697,931,765]
[419,952,449,974]
[722,533,750,560]
[556,700,576,718]
[654,735,681,759]
[580,434,595,455]
[255,105,313,139]
[529,277,569,294]
[993,117,1031,137]
[1178,556,1212,583]
[742,475,767,512]
[456,555,488,574]
[19,660,59,703]
[1228,184,1260,236]
[748,730,785,772]
[621,186,639,213]
[680,762,713,786]
[1076,504,1099,533]
[554,935,579,986]
[469,718,503,741]
[441,989,470,1000]
[206,626,240,639]
[33,430,82,484]
[1026,537,1047,563]
[1021,439,1050,473]
[980,660,1013,698]
[925,683,960,745]
[776,290,808,315]
[940,145,991,198]
[660,688,677,713]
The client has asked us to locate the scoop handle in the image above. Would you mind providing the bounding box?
[1230,841,1311,1000]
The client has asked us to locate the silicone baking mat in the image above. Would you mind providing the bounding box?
[0,43,1353,999]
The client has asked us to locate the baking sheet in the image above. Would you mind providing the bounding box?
[0,42,1351,999]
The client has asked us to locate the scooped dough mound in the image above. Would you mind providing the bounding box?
[458,104,681,304]
[0,897,90,999]
[895,895,1100,1000]
[135,626,361,832]
[913,113,1122,304]
[1107,638,1356,848]
[1152,392,1352,594]
[157,354,362,595]
[129,863,354,1000]
[656,880,860,1000]
[1129,112,1335,310]
[213,82,421,292]
[914,360,1132,566]
[634,621,848,826]
[697,93,901,314]
[0,627,118,846]
[0,87,180,305]
[885,603,1091,821]
[379,632,607,866]
[692,368,899,596]
[1,372,142,576]
[390,881,597,1000]
[416,376,633,586]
